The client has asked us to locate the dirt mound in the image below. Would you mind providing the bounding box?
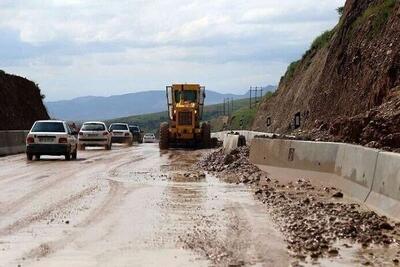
[253,0,400,149]
[0,70,49,130]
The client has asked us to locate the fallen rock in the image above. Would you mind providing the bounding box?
[332,192,344,198]
[380,222,394,231]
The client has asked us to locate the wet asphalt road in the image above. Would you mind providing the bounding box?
[0,144,288,267]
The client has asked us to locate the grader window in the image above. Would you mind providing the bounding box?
[175,90,197,102]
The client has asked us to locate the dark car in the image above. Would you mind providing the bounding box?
[129,125,143,143]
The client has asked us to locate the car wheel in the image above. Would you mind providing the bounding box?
[79,144,85,151]
[35,155,41,160]
[27,153,33,161]
[65,153,71,161]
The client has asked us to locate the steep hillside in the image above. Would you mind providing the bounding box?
[253,0,400,150]
[0,70,49,130]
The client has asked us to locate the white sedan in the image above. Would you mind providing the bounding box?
[78,122,112,150]
[26,120,78,161]
[143,133,157,143]
[109,123,133,146]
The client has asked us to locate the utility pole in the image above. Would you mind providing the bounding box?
[227,98,231,116]
[249,86,252,109]
[255,87,258,106]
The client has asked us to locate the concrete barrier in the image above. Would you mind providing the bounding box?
[211,131,229,142]
[366,152,400,218]
[212,130,273,143]
[0,131,28,156]
[335,145,378,202]
[222,134,240,154]
[250,138,400,220]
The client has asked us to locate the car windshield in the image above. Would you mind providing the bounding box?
[110,124,128,131]
[174,90,197,102]
[129,126,140,132]
[145,134,154,137]
[82,123,105,131]
[31,122,65,133]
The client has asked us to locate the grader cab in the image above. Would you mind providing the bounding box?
[159,84,211,149]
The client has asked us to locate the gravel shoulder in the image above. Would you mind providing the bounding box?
[198,146,400,266]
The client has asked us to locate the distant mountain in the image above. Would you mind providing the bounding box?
[45,86,276,121]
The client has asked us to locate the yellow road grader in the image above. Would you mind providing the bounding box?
[159,84,212,149]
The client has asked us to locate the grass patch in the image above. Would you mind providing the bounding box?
[353,0,396,38]
[282,29,335,82]
[229,108,258,130]
[283,60,301,82]
[228,92,273,130]
[310,30,335,51]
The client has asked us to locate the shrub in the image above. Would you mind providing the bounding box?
[337,6,344,16]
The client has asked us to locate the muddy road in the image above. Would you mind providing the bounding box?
[0,144,288,266]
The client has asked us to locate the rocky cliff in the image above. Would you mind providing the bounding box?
[253,0,400,150]
[0,71,49,130]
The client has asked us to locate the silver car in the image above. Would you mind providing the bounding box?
[143,133,156,143]
[109,123,133,146]
[78,122,112,150]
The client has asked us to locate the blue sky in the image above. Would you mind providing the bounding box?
[0,0,345,101]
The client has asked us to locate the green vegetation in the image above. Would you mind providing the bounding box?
[282,11,339,83]
[213,92,274,131]
[229,107,258,130]
[283,60,301,82]
[282,29,335,82]
[310,30,335,51]
[337,6,344,16]
[353,0,396,38]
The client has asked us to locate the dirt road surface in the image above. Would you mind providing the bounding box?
[0,144,289,267]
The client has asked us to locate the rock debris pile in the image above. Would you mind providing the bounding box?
[198,147,400,263]
[198,146,261,184]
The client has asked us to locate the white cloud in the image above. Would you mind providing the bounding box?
[0,0,346,100]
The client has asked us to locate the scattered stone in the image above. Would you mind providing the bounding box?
[393,258,399,265]
[328,249,339,256]
[255,189,263,195]
[198,146,400,263]
[332,192,344,198]
[380,222,394,230]
[65,220,70,224]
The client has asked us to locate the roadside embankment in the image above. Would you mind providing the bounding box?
[0,131,28,156]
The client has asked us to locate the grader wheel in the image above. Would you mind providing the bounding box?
[159,122,169,150]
